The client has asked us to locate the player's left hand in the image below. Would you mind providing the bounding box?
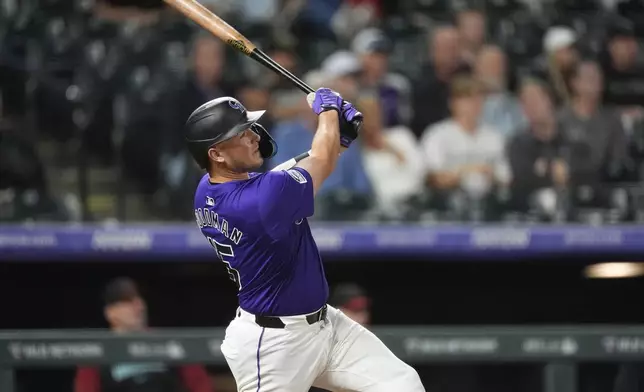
[339,100,363,148]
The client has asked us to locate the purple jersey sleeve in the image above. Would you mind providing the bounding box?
[257,167,314,238]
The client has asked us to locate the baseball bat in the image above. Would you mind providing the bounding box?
[163,0,314,95]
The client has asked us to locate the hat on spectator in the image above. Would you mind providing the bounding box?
[321,50,362,80]
[607,19,635,39]
[103,277,141,306]
[543,26,577,53]
[329,283,370,312]
[351,28,392,55]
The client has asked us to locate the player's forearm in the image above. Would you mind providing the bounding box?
[296,111,341,193]
[309,110,341,167]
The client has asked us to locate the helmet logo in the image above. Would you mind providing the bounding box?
[228,99,244,113]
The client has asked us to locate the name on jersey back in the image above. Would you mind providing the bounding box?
[194,207,244,245]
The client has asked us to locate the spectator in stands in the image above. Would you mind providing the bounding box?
[475,45,527,138]
[329,283,372,327]
[237,81,271,114]
[349,28,424,213]
[538,26,579,104]
[331,0,382,42]
[318,51,363,120]
[316,50,390,160]
[309,49,420,215]
[190,34,235,100]
[456,7,487,67]
[264,44,301,93]
[265,45,304,125]
[420,75,510,201]
[352,28,412,128]
[163,33,235,157]
[293,0,341,40]
[268,61,372,211]
[234,0,278,30]
[74,277,214,392]
[558,59,630,184]
[601,20,644,118]
[411,25,469,138]
[507,79,578,213]
[159,34,235,218]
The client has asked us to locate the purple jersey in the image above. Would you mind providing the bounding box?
[193,167,328,316]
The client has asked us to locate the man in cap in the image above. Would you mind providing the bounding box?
[74,277,214,392]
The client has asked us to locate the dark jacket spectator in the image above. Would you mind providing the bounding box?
[411,25,470,138]
[558,60,632,183]
[507,126,587,209]
[157,36,236,218]
[74,278,214,392]
[601,20,644,109]
[508,78,593,211]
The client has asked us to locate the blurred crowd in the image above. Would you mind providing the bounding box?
[2,0,644,223]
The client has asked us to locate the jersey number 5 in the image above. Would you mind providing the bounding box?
[207,237,241,290]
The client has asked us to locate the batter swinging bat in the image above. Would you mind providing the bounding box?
[163,0,356,170]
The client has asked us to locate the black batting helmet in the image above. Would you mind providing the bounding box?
[184,96,278,169]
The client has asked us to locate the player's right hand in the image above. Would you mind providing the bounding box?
[307,88,343,115]
[339,100,363,148]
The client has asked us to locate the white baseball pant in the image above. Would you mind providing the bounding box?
[220,305,425,392]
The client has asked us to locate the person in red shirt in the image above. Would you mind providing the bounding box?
[74,277,214,392]
[329,283,372,327]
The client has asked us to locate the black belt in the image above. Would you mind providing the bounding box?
[253,305,328,329]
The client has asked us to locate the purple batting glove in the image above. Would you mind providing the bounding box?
[340,100,362,123]
[308,88,344,115]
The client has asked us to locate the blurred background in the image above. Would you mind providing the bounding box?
[3,0,644,391]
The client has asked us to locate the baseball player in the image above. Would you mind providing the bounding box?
[186,88,425,392]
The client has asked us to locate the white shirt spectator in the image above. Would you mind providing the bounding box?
[421,119,511,185]
[361,125,425,214]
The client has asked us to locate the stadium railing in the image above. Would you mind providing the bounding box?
[3,326,644,392]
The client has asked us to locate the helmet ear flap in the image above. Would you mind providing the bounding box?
[251,123,278,159]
